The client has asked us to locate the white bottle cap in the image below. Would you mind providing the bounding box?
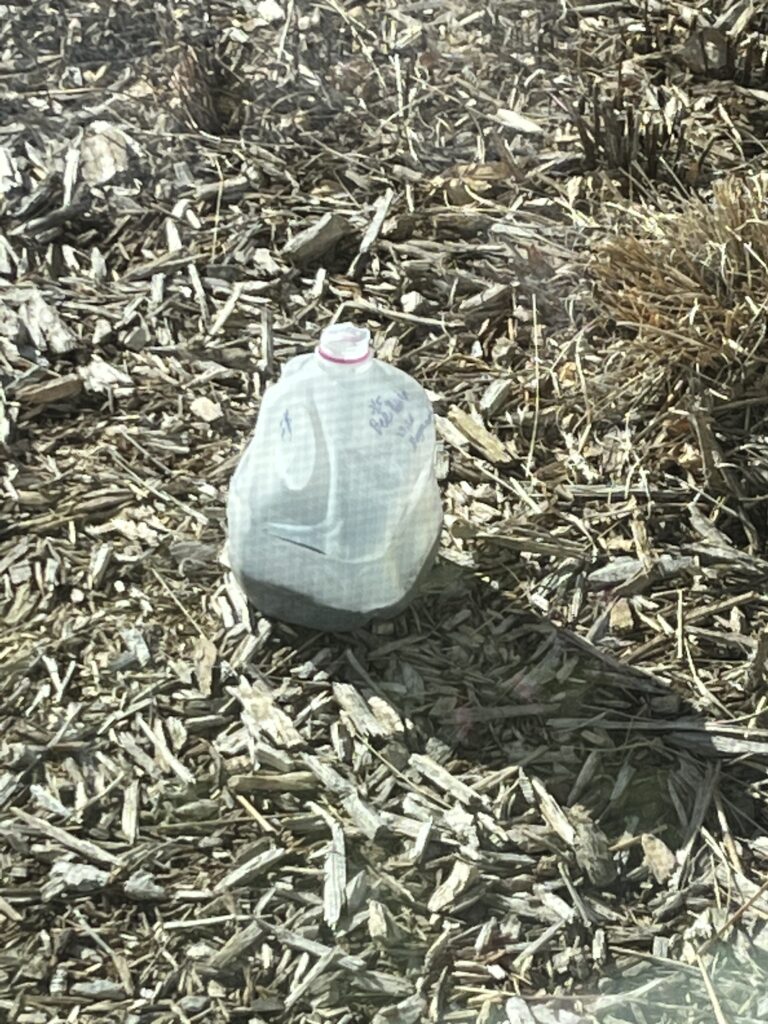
[317,323,371,365]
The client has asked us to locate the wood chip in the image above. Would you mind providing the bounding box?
[229,771,316,793]
[42,861,110,901]
[342,792,387,841]
[80,121,136,184]
[231,675,304,750]
[193,636,217,696]
[505,997,537,1024]
[10,808,119,866]
[332,682,386,739]
[495,108,544,134]
[190,395,223,422]
[284,948,338,1010]
[568,804,618,887]
[447,405,512,464]
[302,752,354,794]
[410,753,485,808]
[15,373,83,405]
[641,833,677,884]
[368,695,405,737]
[304,802,346,931]
[203,921,265,972]
[21,290,78,353]
[372,994,426,1024]
[459,283,513,324]
[480,377,514,416]
[213,846,286,892]
[358,188,394,255]
[283,212,355,264]
[428,860,479,912]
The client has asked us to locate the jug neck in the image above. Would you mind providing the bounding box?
[316,323,372,368]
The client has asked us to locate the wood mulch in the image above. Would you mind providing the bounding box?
[2,1,768,1022]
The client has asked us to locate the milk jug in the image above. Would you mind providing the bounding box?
[226,323,442,631]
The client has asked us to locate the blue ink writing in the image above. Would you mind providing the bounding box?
[409,413,431,449]
[280,409,292,440]
[369,388,411,435]
[397,412,415,439]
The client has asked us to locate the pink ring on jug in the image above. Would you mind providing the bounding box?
[317,323,371,364]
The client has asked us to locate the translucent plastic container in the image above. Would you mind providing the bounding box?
[226,323,443,631]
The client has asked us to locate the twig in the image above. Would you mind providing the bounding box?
[211,155,224,260]
[526,292,541,477]
[696,953,731,1024]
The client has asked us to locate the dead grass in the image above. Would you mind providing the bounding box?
[592,172,768,404]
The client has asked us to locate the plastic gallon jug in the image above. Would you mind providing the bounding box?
[226,323,443,632]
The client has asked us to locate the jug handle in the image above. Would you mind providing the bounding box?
[275,400,319,493]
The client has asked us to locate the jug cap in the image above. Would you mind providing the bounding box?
[317,323,371,365]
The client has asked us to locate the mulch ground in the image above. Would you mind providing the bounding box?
[3,2,768,1022]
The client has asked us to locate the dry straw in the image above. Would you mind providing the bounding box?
[592,172,768,399]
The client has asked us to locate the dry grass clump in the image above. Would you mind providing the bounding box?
[570,85,691,187]
[592,171,768,399]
